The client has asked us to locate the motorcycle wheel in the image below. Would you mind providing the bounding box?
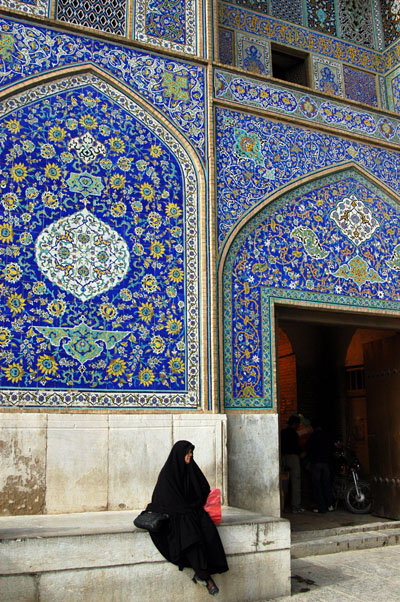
[344,480,372,514]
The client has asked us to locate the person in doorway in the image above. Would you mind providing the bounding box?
[306,423,335,514]
[147,440,228,596]
[281,415,304,513]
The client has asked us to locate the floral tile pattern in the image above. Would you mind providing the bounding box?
[0,18,206,161]
[0,0,49,17]
[214,90,400,246]
[0,74,200,408]
[312,56,344,97]
[343,66,378,108]
[236,32,270,75]
[222,170,400,408]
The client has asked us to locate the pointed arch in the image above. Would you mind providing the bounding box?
[220,165,400,411]
[0,68,206,410]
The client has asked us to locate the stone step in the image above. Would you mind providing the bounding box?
[0,507,291,602]
[291,523,400,558]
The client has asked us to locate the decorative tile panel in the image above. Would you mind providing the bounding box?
[0,74,200,409]
[56,0,127,36]
[218,28,234,66]
[215,104,400,247]
[312,56,344,97]
[343,66,378,107]
[236,32,270,76]
[0,18,206,161]
[391,71,400,113]
[270,0,303,26]
[227,0,268,13]
[0,0,49,17]
[134,0,197,55]
[222,170,400,408]
[306,0,336,36]
[380,0,400,48]
[219,3,386,73]
[338,0,375,49]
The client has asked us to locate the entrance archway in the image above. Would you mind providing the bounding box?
[222,165,400,517]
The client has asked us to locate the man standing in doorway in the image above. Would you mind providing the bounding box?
[281,415,304,513]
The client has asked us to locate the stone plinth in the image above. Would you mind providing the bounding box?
[0,507,291,602]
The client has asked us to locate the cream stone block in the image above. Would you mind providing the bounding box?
[172,414,227,500]
[0,575,36,602]
[227,413,281,516]
[0,413,47,515]
[45,415,108,514]
[37,548,291,602]
[108,414,173,510]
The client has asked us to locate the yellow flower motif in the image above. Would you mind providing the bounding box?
[150,240,165,259]
[37,354,58,375]
[169,357,185,374]
[5,119,21,133]
[140,183,155,202]
[42,191,59,208]
[111,201,126,216]
[166,202,182,219]
[3,361,24,383]
[44,163,61,179]
[99,303,118,320]
[109,137,126,154]
[10,162,28,182]
[0,222,13,243]
[79,115,98,129]
[151,335,165,354]
[120,288,132,301]
[138,301,154,324]
[168,266,184,283]
[1,192,19,210]
[166,318,182,335]
[149,144,162,158]
[47,300,66,317]
[3,263,22,283]
[142,274,158,293]
[7,292,25,315]
[48,126,66,142]
[107,358,127,377]
[0,327,11,346]
[138,367,155,387]
[110,174,126,189]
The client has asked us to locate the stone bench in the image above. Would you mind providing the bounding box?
[0,507,290,602]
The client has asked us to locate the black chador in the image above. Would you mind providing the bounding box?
[147,440,229,581]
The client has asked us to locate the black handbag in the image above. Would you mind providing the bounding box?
[133,510,169,533]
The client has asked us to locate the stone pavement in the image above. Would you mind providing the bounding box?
[269,544,400,601]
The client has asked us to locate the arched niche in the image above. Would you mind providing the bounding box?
[0,72,203,410]
[221,166,400,411]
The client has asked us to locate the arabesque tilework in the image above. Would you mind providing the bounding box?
[306,0,337,36]
[215,90,400,246]
[222,169,400,408]
[236,33,270,75]
[0,18,206,161]
[134,0,197,54]
[0,73,200,409]
[218,3,387,73]
[343,66,378,107]
[0,0,49,17]
[312,56,344,97]
[380,0,400,48]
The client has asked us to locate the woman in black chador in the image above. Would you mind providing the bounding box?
[147,440,228,596]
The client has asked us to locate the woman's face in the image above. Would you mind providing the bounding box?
[184,449,193,464]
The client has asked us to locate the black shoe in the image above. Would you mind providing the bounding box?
[192,575,219,595]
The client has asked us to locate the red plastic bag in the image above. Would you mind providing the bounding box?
[204,488,221,525]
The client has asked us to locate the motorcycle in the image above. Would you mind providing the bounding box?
[332,442,372,514]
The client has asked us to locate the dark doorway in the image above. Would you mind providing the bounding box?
[276,304,400,525]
